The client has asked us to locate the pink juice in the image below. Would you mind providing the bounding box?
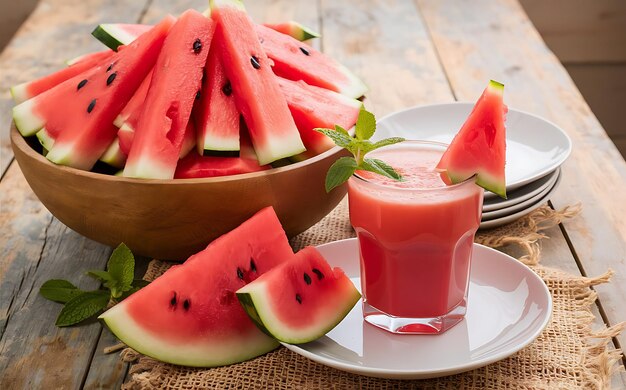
[348,142,483,324]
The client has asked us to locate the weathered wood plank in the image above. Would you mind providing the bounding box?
[417,0,626,352]
[0,0,152,177]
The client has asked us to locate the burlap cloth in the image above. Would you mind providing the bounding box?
[118,199,625,389]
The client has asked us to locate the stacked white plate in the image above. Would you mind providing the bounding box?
[375,103,572,230]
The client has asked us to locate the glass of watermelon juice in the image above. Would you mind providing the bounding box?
[348,141,483,334]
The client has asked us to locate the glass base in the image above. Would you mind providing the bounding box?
[362,298,467,334]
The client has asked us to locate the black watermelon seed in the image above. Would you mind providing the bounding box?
[77,79,88,90]
[237,267,244,280]
[250,258,257,272]
[303,273,312,285]
[222,81,232,96]
[193,38,202,53]
[87,99,96,113]
[170,292,177,307]
[259,37,264,44]
[295,294,302,304]
[183,299,191,311]
[250,56,261,69]
[195,90,201,100]
[312,268,324,280]
[106,72,117,86]
[299,47,310,56]
[106,63,114,72]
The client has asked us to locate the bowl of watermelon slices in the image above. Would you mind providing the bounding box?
[10,6,367,260]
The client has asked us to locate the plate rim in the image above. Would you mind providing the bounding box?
[483,168,560,212]
[282,238,553,379]
[375,102,572,193]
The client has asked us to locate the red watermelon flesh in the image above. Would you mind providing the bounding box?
[237,246,360,344]
[10,49,114,104]
[278,77,361,158]
[261,21,320,41]
[436,80,508,198]
[124,10,214,179]
[195,41,240,155]
[12,17,175,170]
[66,49,116,66]
[99,207,294,367]
[210,0,305,165]
[255,25,367,99]
[174,152,269,179]
[114,69,153,128]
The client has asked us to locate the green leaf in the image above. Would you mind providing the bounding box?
[55,291,110,327]
[314,128,353,148]
[106,243,135,297]
[361,158,403,180]
[87,270,111,282]
[355,109,376,140]
[325,157,358,192]
[372,137,406,150]
[334,125,350,136]
[39,280,84,304]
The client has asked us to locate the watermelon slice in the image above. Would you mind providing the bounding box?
[210,0,305,165]
[278,77,361,158]
[174,152,269,179]
[99,137,126,168]
[92,23,152,51]
[65,49,116,66]
[436,80,508,198]
[237,246,360,344]
[117,115,196,159]
[194,40,240,155]
[123,10,214,179]
[255,25,367,98]
[10,49,114,104]
[262,21,320,41]
[114,69,153,128]
[12,17,175,170]
[99,207,294,367]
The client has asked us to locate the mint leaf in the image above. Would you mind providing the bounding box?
[372,137,405,150]
[362,158,403,180]
[87,270,111,282]
[314,128,352,148]
[325,157,358,192]
[55,290,110,327]
[106,243,135,298]
[334,125,350,136]
[355,109,376,140]
[40,280,84,303]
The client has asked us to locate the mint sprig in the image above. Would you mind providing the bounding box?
[315,108,405,192]
[39,243,147,327]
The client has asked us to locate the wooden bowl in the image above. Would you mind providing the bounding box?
[11,124,348,260]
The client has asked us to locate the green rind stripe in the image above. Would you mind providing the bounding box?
[91,25,125,51]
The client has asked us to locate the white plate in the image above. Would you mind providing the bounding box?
[482,169,561,219]
[375,103,572,193]
[483,168,559,212]
[479,171,562,229]
[282,239,552,380]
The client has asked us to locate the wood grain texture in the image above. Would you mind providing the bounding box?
[417,0,626,353]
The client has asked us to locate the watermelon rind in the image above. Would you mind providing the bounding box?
[99,137,127,168]
[264,21,320,41]
[92,24,135,51]
[36,128,55,151]
[10,83,30,104]
[12,98,45,136]
[236,279,360,344]
[100,303,279,367]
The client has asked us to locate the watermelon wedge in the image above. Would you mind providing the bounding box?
[100,207,294,367]
[436,80,508,198]
[66,49,115,66]
[195,39,240,155]
[124,10,214,179]
[10,49,114,104]
[99,137,126,168]
[117,116,196,159]
[174,152,269,179]
[278,78,361,158]
[210,0,305,165]
[237,246,360,344]
[92,23,152,51]
[262,21,320,41]
[114,69,153,128]
[12,17,175,170]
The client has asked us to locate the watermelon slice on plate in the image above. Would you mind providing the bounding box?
[436,80,508,198]
[100,207,294,367]
[210,0,305,165]
[10,49,114,104]
[237,246,360,344]
[123,10,214,179]
[12,16,175,170]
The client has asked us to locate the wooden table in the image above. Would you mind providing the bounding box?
[1,0,625,388]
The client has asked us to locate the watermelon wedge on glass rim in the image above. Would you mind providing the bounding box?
[123,10,215,179]
[436,80,508,198]
[99,207,294,367]
[11,16,175,170]
[210,0,305,165]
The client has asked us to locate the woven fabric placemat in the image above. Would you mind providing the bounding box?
[119,199,625,389]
